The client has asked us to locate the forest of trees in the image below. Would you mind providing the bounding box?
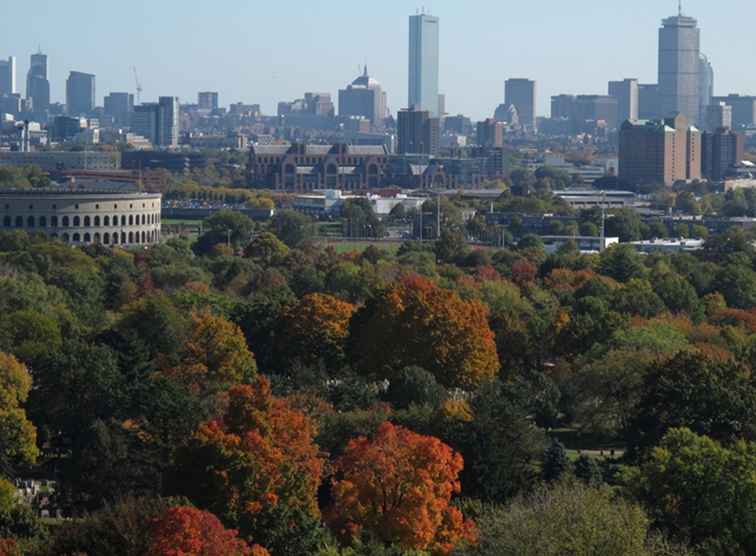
[0,208,755,555]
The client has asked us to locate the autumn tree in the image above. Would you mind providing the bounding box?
[0,352,38,469]
[330,422,476,554]
[280,293,356,369]
[348,274,499,389]
[164,311,257,394]
[243,232,289,266]
[149,506,267,556]
[169,378,324,553]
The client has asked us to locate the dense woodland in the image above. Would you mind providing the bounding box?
[1,205,756,555]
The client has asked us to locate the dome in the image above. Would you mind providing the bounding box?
[351,66,380,89]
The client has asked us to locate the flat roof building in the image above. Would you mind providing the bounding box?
[0,57,16,95]
[66,71,96,116]
[409,13,440,117]
[505,79,537,131]
[609,78,639,124]
[659,12,701,124]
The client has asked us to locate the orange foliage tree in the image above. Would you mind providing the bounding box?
[149,506,268,556]
[349,274,499,388]
[170,377,323,545]
[281,293,356,368]
[0,539,20,556]
[164,310,257,393]
[330,422,477,554]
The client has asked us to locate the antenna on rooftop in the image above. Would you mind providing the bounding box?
[678,0,683,16]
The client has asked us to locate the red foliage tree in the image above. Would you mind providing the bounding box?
[171,377,324,544]
[330,422,477,554]
[349,274,499,388]
[0,539,20,556]
[148,506,266,556]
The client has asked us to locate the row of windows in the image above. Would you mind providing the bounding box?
[3,201,159,211]
[2,213,161,229]
[52,230,160,245]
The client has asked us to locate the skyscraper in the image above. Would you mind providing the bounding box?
[658,10,700,123]
[698,53,714,122]
[608,78,639,124]
[408,13,440,117]
[0,57,16,95]
[398,108,439,155]
[132,97,180,148]
[705,102,732,132]
[339,66,387,126]
[505,79,537,131]
[26,52,50,114]
[66,71,96,116]
[198,92,219,111]
[104,92,134,127]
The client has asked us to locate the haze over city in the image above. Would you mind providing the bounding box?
[3,0,755,119]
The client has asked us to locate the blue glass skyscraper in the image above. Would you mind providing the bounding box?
[408,13,439,117]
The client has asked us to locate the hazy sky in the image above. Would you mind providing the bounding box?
[2,0,755,120]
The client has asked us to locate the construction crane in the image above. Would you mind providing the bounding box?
[132,66,143,104]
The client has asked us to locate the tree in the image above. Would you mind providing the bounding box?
[606,209,643,242]
[348,274,499,389]
[623,428,756,554]
[384,366,447,410]
[149,506,266,556]
[435,228,468,264]
[164,311,257,394]
[0,353,38,469]
[243,232,289,265]
[330,422,477,554]
[598,244,646,282]
[280,293,356,369]
[627,352,756,454]
[457,481,675,556]
[542,439,571,483]
[573,455,603,486]
[170,378,324,551]
[271,210,313,247]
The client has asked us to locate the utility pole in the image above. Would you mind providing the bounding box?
[419,202,423,241]
[436,194,441,239]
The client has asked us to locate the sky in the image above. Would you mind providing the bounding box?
[2,0,755,120]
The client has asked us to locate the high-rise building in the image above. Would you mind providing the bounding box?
[619,114,701,186]
[408,13,440,116]
[398,108,439,155]
[198,91,219,111]
[551,95,576,120]
[638,84,661,119]
[477,119,505,148]
[0,57,16,95]
[711,94,756,129]
[66,71,96,116]
[608,78,639,124]
[505,79,537,131]
[132,97,180,147]
[705,102,732,132]
[104,92,134,127]
[658,10,700,123]
[338,66,386,125]
[574,95,619,130]
[702,128,744,181]
[26,52,50,115]
[698,54,714,123]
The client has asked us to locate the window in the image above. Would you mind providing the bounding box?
[128,215,133,226]
[93,233,100,243]
[26,216,34,228]
[62,233,70,243]
[73,216,80,227]
[3,216,10,227]
[39,216,47,227]
[94,216,100,226]
[103,234,110,245]
[141,231,146,243]
[121,215,127,226]
[128,231,133,243]
[51,216,58,227]
[112,233,118,244]
[62,216,69,226]
[104,216,110,226]
[121,232,126,244]
[83,233,91,243]
[15,216,23,228]
[84,216,91,227]
[73,233,81,242]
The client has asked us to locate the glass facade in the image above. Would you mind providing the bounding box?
[408,14,439,117]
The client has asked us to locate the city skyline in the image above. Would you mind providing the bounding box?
[1,0,755,120]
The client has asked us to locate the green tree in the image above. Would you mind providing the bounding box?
[542,439,571,483]
[271,210,313,247]
[0,353,38,469]
[598,244,646,282]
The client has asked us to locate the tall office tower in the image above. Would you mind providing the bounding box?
[398,108,439,155]
[66,71,96,115]
[702,128,744,181]
[26,52,50,114]
[638,84,661,119]
[619,114,700,187]
[608,78,639,124]
[0,57,16,95]
[339,66,386,125]
[705,102,732,132]
[477,118,505,148]
[698,54,714,122]
[198,91,219,111]
[437,93,446,118]
[158,96,180,147]
[574,95,619,130]
[711,94,756,129]
[408,13,440,116]
[550,95,576,120]
[658,10,700,123]
[504,79,537,131]
[104,92,135,127]
[132,97,180,147]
